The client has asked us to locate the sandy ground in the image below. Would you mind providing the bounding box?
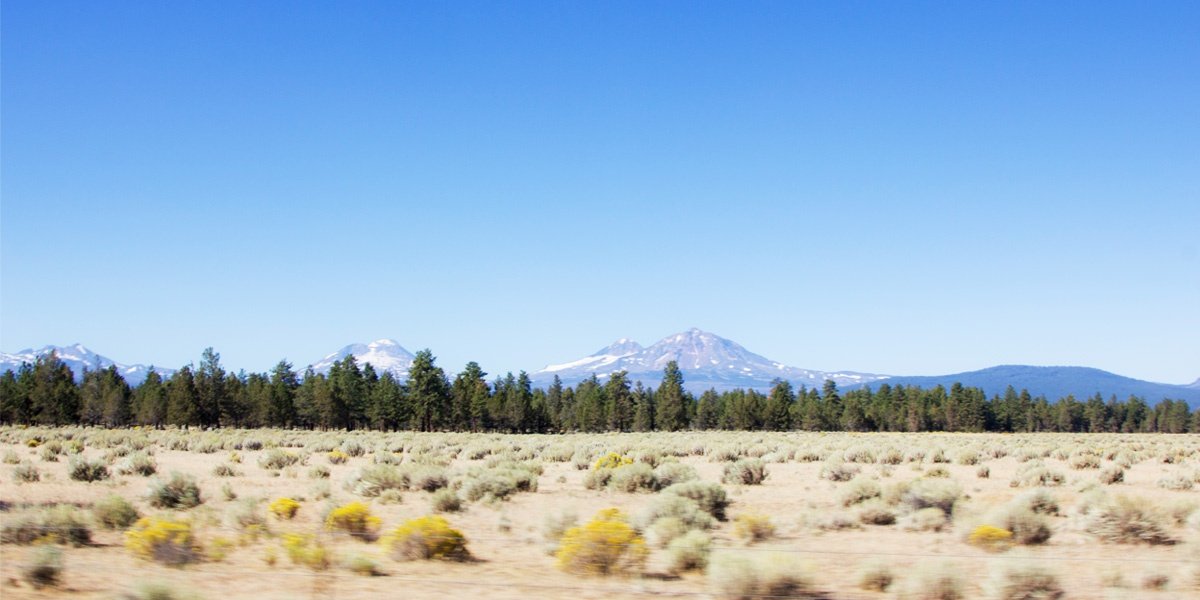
[1,431,1198,599]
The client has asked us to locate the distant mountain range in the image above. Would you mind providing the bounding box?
[528,328,887,392]
[0,344,174,386]
[3,335,1197,407]
[844,365,1200,407]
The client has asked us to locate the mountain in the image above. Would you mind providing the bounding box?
[530,328,888,393]
[845,365,1200,408]
[0,344,173,386]
[307,339,415,379]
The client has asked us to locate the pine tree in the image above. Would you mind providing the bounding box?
[0,365,32,424]
[133,369,167,426]
[268,361,298,427]
[367,372,406,430]
[452,362,489,431]
[408,349,450,432]
[604,371,634,431]
[655,361,689,431]
[632,381,655,431]
[694,388,720,430]
[762,380,794,430]
[166,366,199,426]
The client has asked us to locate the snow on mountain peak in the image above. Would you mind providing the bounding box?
[308,339,415,379]
[532,329,888,392]
[0,344,172,385]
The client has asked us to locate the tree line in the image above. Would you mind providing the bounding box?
[1,348,1196,434]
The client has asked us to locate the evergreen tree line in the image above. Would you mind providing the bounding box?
[1,349,1196,434]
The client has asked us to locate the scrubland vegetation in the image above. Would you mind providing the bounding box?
[2,427,1199,598]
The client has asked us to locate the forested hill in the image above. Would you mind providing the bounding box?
[847,365,1200,408]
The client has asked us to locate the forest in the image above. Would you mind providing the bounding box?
[1,348,1195,434]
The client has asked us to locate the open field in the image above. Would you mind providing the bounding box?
[2,428,1198,599]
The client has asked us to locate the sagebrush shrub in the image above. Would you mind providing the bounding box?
[93,494,140,529]
[125,516,201,565]
[609,462,659,492]
[666,529,711,574]
[258,449,302,470]
[985,563,1064,600]
[1086,496,1177,545]
[732,513,775,544]
[68,456,110,482]
[901,479,961,516]
[708,551,819,599]
[116,452,158,476]
[13,461,40,483]
[653,462,698,487]
[898,562,967,600]
[23,546,63,589]
[148,472,203,509]
[556,508,647,576]
[722,458,768,485]
[431,488,462,513]
[1,506,92,546]
[857,560,896,592]
[382,515,470,561]
[662,481,730,521]
[1098,465,1124,485]
[840,478,882,507]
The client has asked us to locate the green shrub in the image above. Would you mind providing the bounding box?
[344,554,383,576]
[609,462,658,492]
[662,481,729,521]
[68,456,110,482]
[653,462,698,487]
[148,472,203,509]
[431,488,462,513]
[900,507,949,532]
[1098,465,1124,485]
[666,529,711,574]
[898,562,967,600]
[258,449,302,470]
[900,478,961,517]
[708,551,819,599]
[94,494,140,529]
[857,502,897,525]
[116,452,158,476]
[820,460,860,482]
[349,464,406,497]
[13,461,40,483]
[985,563,1064,600]
[459,463,539,502]
[722,458,768,485]
[1009,463,1065,488]
[1086,495,1177,545]
[23,546,63,589]
[381,515,470,561]
[211,463,240,477]
[840,478,881,507]
[1,506,92,546]
[857,560,895,592]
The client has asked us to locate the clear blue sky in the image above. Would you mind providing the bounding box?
[2,2,1197,384]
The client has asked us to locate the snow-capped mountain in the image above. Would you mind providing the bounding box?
[307,339,415,379]
[0,344,173,386]
[531,328,889,392]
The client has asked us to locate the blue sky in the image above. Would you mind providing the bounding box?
[2,2,1197,384]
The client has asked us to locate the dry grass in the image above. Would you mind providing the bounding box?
[0,428,1197,599]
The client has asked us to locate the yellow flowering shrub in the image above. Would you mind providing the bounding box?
[593,453,633,471]
[556,508,647,576]
[381,515,469,561]
[968,524,1014,552]
[269,497,301,520]
[325,502,381,540]
[328,450,350,465]
[281,533,331,570]
[124,516,202,565]
[732,513,776,544]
